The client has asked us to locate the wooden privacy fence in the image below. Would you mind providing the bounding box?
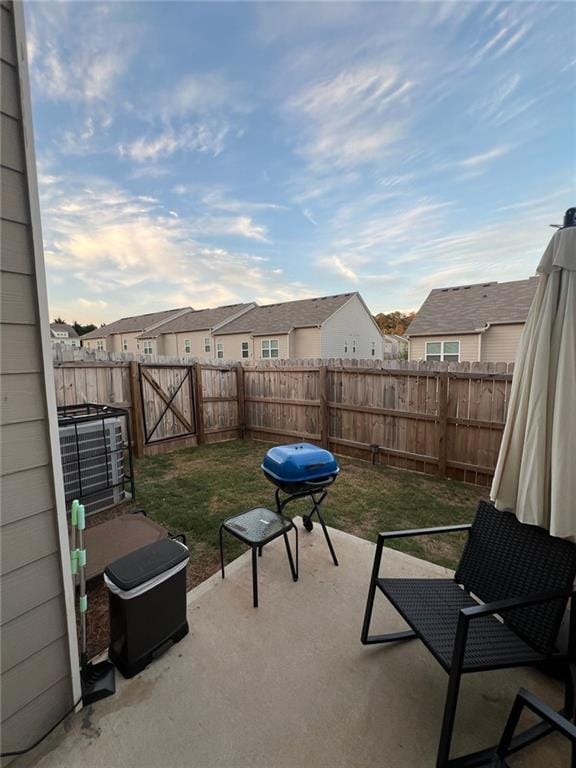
[53,359,514,485]
[241,363,513,486]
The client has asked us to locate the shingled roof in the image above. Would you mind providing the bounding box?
[213,293,357,335]
[138,303,255,338]
[81,307,191,339]
[50,323,79,338]
[406,277,539,336]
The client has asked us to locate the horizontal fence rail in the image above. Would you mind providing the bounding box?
[53,357,514,484]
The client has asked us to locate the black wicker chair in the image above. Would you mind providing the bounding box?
[492,687,576,767]
[361,500,576,767]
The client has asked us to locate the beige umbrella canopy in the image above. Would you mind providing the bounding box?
[491,221,576,541]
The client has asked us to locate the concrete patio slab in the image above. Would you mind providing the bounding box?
[18,521,567,768]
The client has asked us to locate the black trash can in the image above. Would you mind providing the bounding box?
[104,538,190,678]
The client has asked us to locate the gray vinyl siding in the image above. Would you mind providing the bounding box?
[0,2,74,758]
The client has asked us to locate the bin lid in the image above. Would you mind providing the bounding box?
[104,538,189,591]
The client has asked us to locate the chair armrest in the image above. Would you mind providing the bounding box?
[378,523,471,541]
[368,524,472,585]
[461,589,575,621]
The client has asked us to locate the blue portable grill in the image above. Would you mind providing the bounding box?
[261,443,340,565]
[261,443,339,494]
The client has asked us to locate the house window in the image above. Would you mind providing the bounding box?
[184,339,191,354]
[123,339,128,352]
[426,340,460,362]
[97,340,104,351]
[371,341,376,357]
[216,342,224,359]
[241,341,249,359]
[344,339,348,354]
[143,341,153,355]
[261,339,279,358]
[352,338,357,354]
[204,337,211,353]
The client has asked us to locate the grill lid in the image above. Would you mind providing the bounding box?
[261,443,339,484]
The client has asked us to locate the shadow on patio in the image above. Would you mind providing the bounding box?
[19,522,566,768]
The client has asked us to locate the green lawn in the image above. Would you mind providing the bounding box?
[132,439,482,585]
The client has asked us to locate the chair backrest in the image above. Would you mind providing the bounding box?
[455,500,576,655]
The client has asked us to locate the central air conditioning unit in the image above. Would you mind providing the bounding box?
[58,405,133,516]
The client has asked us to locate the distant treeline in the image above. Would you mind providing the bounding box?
[373,311,415,336]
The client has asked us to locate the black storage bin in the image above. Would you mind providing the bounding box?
[104,538,189,678]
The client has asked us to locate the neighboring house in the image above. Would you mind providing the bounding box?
[81,293,384,361]
[139,303,256,358]
[211,292,384,361]
[1,3,80,756]
[406,277,539,363]
[81,306,192,354]
[50,322,79,348]
[383,334,408,358]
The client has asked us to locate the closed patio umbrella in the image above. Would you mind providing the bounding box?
[491,210,576,541]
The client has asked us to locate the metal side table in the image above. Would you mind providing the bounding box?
[219,507,298,607]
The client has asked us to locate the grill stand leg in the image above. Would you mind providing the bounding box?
[276,488,338,567]
[314,503,338,567]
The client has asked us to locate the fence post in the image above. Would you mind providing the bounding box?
[437,371,448,477]
[236,364,246,439]
[319,364,329,449]
[129,361,145,458]
[193,362,205,444]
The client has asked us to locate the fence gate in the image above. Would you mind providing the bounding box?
[139,364,196,444]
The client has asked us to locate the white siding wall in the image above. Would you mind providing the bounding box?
[1,3,77,758]
[320,294,383,359]
[480,324,524,363]
[291,327,321,358]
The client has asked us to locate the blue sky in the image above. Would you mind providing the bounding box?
[26,1,575,325]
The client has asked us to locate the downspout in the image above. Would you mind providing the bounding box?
[475,323,491,363]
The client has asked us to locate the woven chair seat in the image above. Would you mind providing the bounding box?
[377,578,546,673]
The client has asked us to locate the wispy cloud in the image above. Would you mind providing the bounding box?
[160,73,250,120]
[458,145,510,168]
[118,123,230,162]
[191,215,271,243]
[470,13,533,66]
[319,256,360,283]
[200,189,286,214]
[26,3,139,103]
[286,64,413,168]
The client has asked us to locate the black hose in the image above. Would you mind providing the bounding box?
[0,696,83,758]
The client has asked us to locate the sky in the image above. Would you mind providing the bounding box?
[25,1,575,326]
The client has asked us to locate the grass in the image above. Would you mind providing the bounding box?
[85,439,482,657]
[132,439,482,581]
